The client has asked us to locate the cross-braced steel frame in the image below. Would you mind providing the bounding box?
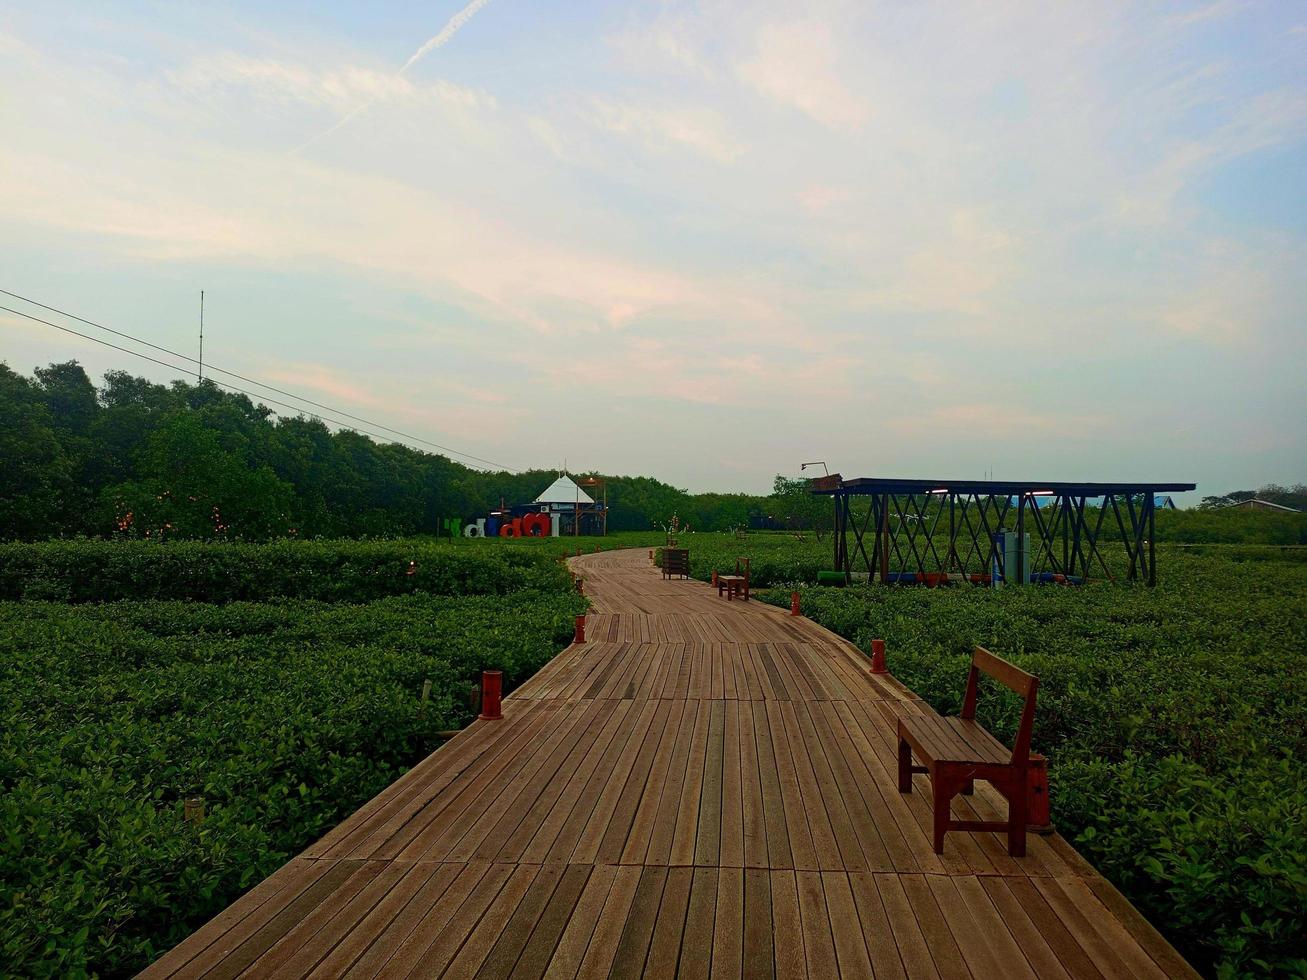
[820,479,1195,587]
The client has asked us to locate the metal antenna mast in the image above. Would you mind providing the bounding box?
[198,290,205,381]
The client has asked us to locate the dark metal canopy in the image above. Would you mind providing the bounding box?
[816,478,1196,496]
[812,477,1195,587]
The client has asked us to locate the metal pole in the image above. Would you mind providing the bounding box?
[198,290,204,381]
[948,494,956,569]
[1148,494,1157,586]
[1017,493,1026,585]
[879,493,890,584]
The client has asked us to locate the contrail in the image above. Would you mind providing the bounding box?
[399,0,493,74]
[295,0,494,152]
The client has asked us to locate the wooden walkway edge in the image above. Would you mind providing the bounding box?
[142,548,1195,978]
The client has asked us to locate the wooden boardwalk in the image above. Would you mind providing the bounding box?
[144,549,1193,978]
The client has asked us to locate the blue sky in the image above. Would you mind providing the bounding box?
[1,1,1304,498]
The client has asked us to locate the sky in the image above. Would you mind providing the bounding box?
[1,1,1304,500]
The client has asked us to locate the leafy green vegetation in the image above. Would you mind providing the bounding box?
[0,541,586,977]
[0,361,821,540]
[673,533,1304,976]
[0,534,663,603]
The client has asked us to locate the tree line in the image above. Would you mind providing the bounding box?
[0,361,830,541]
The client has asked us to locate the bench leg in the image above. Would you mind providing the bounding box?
[961,779,975,795]
[898,738,913,793]
[932,775,955,854]
[1006,776,1028,857]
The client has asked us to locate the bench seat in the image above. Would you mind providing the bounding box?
[899,715,1010,765]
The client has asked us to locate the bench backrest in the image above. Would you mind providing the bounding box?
[735,557,750,581]
[961,646,1039,766]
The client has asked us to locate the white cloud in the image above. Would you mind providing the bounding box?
[735,21,867,130]
[584,99,744,162]
[170,53,496,117]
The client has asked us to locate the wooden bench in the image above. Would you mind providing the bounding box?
[662,547,690,579]
[897,646,1038,856]
[717,557,750,601]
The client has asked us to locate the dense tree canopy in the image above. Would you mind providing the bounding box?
[0,361,832,540]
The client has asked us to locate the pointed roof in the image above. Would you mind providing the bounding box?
[534,474,594,505]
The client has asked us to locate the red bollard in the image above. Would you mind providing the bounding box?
[575,615,586,644]
[478,670,502,720]
[870,638,888,674]
[790,591,801,616]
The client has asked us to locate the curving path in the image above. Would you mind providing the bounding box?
[143,548,1193,978]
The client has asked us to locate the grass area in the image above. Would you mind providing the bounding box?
[0,537,612,977]
[674,531,1305,977]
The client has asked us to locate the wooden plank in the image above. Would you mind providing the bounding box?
[846,873,909,980]
[870,873,939,979]
[571,865,642,980]
[823,871,875,979]
[718,699,745,868]
[695,700,726,867]
[597,700,679,865]
[138,858,322,978]
[381,863,513,978]
[441,863,548,979]
[710,867,745,980]
[539,864,616,980]
[568,701,662,864]
[253,860,400,977]
[773,701,830,872]
[678,867,719,980]
[769,871,805,980]
[742,868,774,979]
[340,863,464,978]
[609,866,668,980]
[795,870,839,979]
[645,696,700,865]
[520,702,634,864]
[750,701,792,870]
[619,698,689,865]
[203,862,368,977]
[645,866,694,976]
[504,866,596,979]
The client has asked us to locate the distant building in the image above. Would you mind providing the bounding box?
[1226,498,1301,513]
[531,474,607,535]
[1155,495,1178,510]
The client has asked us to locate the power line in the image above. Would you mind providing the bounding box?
[0,288,516,472]
[0,302,514,473]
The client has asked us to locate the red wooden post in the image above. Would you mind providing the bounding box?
[594,545,600,553]
[574,615,586,644]
[870,638,888,674]
[1028,753,1053,832]
[711,570,719,587]
[790,591,801,616]
[649,549,654,561]
[478,670,502,720]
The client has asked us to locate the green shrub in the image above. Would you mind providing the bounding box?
[0,583,585,976]
[0,538,580,603]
